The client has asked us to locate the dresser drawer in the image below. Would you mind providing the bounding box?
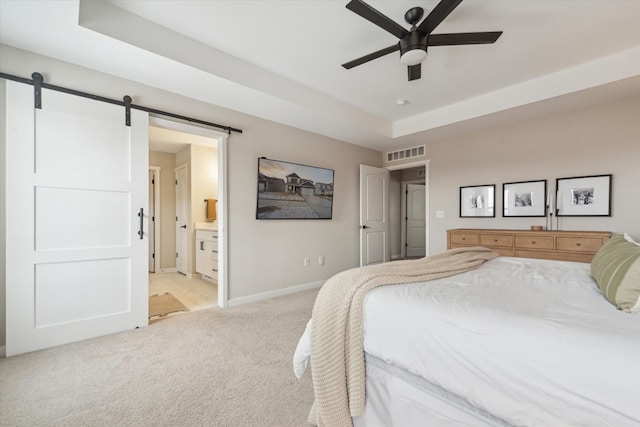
[515,235,554,250]
[556,237,603,253]
[492,248,515,257]
[480,234,514,248]
[450,233,479,245]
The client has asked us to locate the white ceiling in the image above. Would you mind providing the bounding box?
[1,0,639,151]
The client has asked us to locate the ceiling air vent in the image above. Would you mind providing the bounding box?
[386,145,425,162]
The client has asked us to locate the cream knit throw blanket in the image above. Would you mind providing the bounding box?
[308,247,499,427]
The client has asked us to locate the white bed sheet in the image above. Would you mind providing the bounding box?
[354,354,509,427]
[362,257,640,426]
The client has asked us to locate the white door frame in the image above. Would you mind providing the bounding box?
[149,166,161,273]
[401,180,426,258]
[387,160,430,257]
[149,117,229,308]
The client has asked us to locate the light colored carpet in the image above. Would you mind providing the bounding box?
[148,292,189,318]
[0,288,318,426]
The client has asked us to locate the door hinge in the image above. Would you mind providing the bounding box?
[176,216,178,221]
[152,253,155,259]
[176,252,179,258]
[152,178,155,184]
[152,216,155,222]
[176,179,178,185]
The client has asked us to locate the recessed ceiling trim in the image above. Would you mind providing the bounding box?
[393,46,640,138]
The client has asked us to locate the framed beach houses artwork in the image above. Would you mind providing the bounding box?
[256,157,334,219]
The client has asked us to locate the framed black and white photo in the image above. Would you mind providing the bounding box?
[556,174,612,217]
[503,180,547,217]
[460,184,495,218]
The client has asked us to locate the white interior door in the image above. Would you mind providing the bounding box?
[5,81,149,356]
[406,183,426,257]
[360,165,390,266]
[175,165,188,274]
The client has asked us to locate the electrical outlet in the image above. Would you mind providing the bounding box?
[303,257,310,267]
[436,210,445,219]
[318,256,325,265]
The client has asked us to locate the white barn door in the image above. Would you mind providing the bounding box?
[360,165,390,266]
[5,81,149,356]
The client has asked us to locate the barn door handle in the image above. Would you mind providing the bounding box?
[137,208,144,240]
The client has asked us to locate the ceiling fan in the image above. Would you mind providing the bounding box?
[342,0,503,81]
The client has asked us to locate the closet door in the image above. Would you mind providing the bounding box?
[5,81,149,356]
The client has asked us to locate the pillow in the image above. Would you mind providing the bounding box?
[623,233,640,247]
[591,234,640,312]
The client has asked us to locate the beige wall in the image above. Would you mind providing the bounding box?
[227,118,380,300]
[149,150,176,270]
[419,95,640,254]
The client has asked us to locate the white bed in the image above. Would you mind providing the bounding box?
[294,256,640,426]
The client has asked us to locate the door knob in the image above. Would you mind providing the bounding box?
[180,225,187,229]
[361,225,370,229]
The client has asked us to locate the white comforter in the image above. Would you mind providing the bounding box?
[295,257,640,426]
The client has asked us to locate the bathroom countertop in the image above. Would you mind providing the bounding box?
[195,221,217,231]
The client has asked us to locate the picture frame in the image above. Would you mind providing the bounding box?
[459,184,495,217]
[556,174,612,217]
[503,180,547,217]
[256,157,334,219]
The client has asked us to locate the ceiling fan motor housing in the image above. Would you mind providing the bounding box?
[400,31,428,65]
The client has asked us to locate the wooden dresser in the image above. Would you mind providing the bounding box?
[447,229,611,263]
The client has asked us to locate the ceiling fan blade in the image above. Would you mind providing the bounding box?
[342,44,400,69]
[408,64,421,81]
[417,0,463,35]
[346,0,408,39]
[428,31,503,46]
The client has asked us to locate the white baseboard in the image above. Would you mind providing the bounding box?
[158,268,178,273]
[0,345,5,358]
[227,280,324,307]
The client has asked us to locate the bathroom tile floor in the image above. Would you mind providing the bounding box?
[149,272,218,314]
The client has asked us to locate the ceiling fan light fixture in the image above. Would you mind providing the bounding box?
[400,48,427,66]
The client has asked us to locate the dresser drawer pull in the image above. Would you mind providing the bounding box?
[461,237,466,241]
[531,241,536,244]
[493,239,498,242]
[576,242,582,247]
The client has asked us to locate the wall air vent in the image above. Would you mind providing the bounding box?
[386,145,425,162]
